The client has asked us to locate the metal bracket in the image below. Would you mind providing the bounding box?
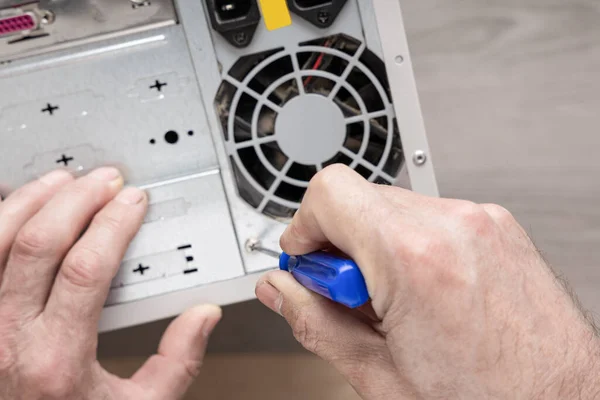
[371,0,439,197]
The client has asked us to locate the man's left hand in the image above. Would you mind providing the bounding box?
[0,168,221,400]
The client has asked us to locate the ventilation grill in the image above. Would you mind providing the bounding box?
[215,34,404,219]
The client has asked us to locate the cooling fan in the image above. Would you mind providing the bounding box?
[215,34,405,219]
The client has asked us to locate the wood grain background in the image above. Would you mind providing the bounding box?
[99,1,600,398]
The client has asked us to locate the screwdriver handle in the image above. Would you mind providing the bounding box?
[279,251,369,309]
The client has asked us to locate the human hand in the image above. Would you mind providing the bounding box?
[255,165,600,399]
[0,168,221,400]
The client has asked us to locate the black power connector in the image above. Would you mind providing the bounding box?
[287,0,348,28]
[205,0,261,48]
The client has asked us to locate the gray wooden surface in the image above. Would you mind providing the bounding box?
[99,0,600,357]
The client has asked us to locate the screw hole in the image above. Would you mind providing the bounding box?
[41,11,55,24]
[188,130,194,136]
[395,55,404,65]
[149,139,156,144]
[164,130,179,144]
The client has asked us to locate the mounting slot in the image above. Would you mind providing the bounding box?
[205,0,261,48]
[287,0,347,28]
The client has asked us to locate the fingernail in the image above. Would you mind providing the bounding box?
[39,169,72,185]
[88,167,121,182]
[256,280,283,315]
[115,187,145,205]
[195,304,222,338]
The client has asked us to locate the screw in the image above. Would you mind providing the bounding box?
[412,150,427,166]
[317,10,330,25]
[244,238,260,253]
[233,31,248,45]
[395,55,404,65]
[41,10,55,25]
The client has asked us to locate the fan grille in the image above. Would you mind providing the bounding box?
[215,34,404,219]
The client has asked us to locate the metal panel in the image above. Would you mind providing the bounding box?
[1,0,439,331]
[0,26,218,191]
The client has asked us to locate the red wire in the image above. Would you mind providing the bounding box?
[313,53,326,70]
[303,40,332,87]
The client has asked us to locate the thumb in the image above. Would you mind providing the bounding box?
[256,271,404,399]
[131,304,222,400]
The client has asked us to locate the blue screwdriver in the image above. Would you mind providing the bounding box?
[248,240,370,309]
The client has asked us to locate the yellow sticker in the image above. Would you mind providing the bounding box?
[257,0,292,31]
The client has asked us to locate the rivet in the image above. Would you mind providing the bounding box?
[413,150,427,166]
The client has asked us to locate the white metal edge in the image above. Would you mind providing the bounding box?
[371,0,440,197]
[98,271,269,332]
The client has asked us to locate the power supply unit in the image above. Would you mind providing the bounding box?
[0,0,438,331]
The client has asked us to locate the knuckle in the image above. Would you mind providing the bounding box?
[483,203,516,227]
[309,164,351,194]
[12,227,55,260]
[182,360,203,379]
[317,163,352,179]
[441,263,477,291]
[453,201,494,233]
[400,233,442,267]
[92,211,124,234]
[61,247,105,289]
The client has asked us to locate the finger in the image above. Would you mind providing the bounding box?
[279,165,410,307]
[44,187,147,337]
[256,270,403,399]
[1,167,123,315]
[281,165,378,256]
[281,168,422,256]
[132,305,222,400]
[0,170,74,277]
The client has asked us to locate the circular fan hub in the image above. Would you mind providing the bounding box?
[275,94,345,165]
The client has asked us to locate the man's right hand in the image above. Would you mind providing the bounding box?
[256,165,600,399]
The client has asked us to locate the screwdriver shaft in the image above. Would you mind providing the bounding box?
[250,243,281,259]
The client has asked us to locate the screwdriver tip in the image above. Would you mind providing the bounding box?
[244,238,260,253]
